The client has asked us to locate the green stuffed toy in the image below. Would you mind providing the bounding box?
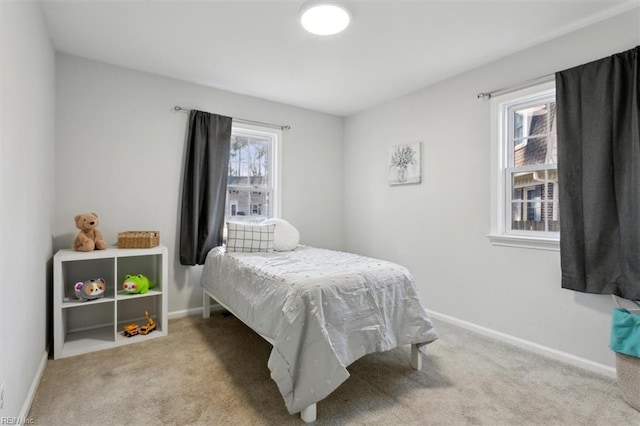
[122,274,155,294]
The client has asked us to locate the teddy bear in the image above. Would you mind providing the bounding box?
[73,212,108,252]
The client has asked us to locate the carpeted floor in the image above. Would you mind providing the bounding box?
[29,314,640,425]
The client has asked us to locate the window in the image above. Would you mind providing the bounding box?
[489,82,559,250]
[225,124,281,224]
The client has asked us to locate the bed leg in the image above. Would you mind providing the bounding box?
[203,291,211,318]
[300,403,317,423]
[410,344,422,371]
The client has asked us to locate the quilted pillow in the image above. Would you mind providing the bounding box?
[261,218,300,251]
[226,222,275,253]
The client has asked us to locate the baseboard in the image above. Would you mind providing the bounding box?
[168,303,224,320]
[167,304,616,378]
[19,350,48,420]
[426,309,616,379]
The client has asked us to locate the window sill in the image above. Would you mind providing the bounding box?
[488,234,559,251]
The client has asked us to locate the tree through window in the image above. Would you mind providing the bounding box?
[226,125,279,223]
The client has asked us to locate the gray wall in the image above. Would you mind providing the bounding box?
[343,8,640,370]
[54,54,344,314]
[5,6,637,418]
[0,2,55,418]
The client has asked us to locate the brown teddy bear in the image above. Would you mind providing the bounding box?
[73,212,108,252]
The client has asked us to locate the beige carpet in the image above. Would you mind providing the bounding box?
[29,313,640,425]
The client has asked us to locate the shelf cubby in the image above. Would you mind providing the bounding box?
[53,245,168,359]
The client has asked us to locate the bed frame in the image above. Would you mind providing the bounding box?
[202,288,423,423]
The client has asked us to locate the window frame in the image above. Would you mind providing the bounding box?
[226,122,282,223]
[489,81,559,251]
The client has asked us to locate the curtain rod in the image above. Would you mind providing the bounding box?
[477,73,555,100]
[173,106,291,130]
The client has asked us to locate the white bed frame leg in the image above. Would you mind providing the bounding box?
[410,344,422,371]
[301,403,317,423]
[203,291,211,318]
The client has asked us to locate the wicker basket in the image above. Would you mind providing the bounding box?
[117,231,160,249]
[616,352,640,412]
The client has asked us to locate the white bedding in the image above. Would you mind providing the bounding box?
[201,245,438,414]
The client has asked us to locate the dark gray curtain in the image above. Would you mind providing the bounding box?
[556,46,640,300]
[179,110,232,265]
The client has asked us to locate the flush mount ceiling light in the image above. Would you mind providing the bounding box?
[300,3,351,36]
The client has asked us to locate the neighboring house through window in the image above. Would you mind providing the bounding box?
[226,123,281,224]
[490,82,559,250]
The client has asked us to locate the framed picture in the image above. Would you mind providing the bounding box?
[389,141,421,185]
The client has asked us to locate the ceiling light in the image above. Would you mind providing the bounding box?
[300,3,351,36]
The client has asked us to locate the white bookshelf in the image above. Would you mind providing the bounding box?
[53,245,168,359]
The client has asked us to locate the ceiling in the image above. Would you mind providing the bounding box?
[40,0,637,117]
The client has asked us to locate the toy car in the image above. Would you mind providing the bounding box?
[123,323,139,337]
[123,311,157,337]
[139,311,157,335]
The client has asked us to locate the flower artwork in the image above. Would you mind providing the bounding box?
[389,142,421,185]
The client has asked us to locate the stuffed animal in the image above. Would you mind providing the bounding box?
[73,212,108,252]
[122,274,155,294]
[74,278,106,301]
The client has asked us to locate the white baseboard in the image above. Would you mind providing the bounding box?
[426,309,616,379]
[168,303,224,320]
[19,350,48,420]
[168,304,616,378]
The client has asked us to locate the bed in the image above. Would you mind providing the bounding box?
[201,243,438,422]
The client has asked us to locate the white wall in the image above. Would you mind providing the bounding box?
[0,1,55,418]
[343,8,640,370]
[54,54,344,313]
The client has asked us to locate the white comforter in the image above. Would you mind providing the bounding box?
[201,245,438,414]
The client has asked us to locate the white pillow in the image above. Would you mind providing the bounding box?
[261,218,300,251]
[226,222,275,253]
